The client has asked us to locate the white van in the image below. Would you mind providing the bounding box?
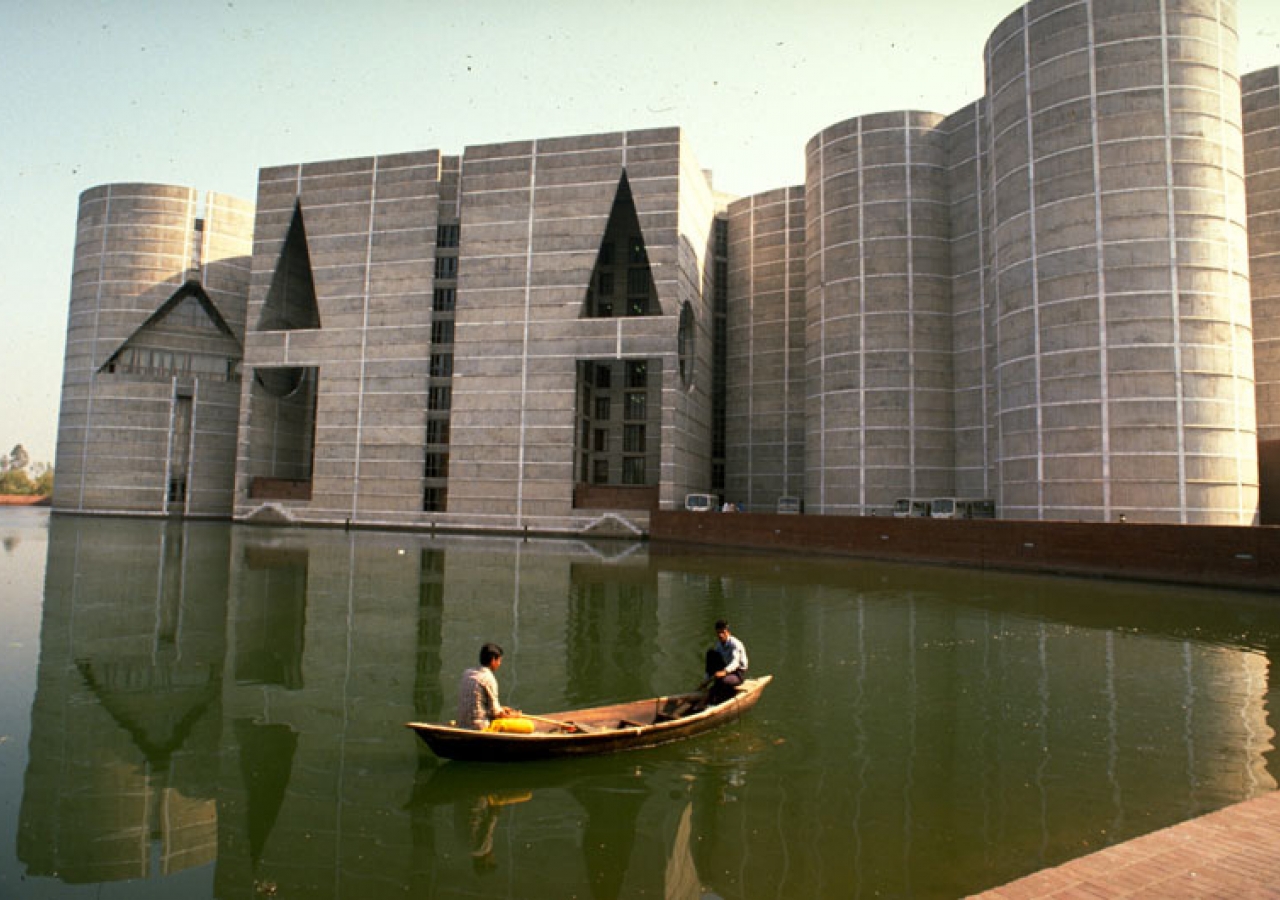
[684,493,718,512]
[931,498,959,518]
[893,498,931,518]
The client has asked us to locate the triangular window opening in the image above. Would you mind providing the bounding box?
[258,203,321,332]
[100,281,243,382]
[582,172,659,319]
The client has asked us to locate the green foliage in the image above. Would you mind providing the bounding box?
[0,442,54,496]
[0,466,52,496]
[0,469,35,495]
[32,469,54,496]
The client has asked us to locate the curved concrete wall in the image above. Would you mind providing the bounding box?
[725,186,806,511]
[54,183,252,515]
[984,0,1256,524]
[1246,67,1280,441]
[945,99,998,503]
[804,111,954,515]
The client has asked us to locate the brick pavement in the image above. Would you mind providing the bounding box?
[968,790,1280,899]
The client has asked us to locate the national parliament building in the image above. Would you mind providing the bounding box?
[54,0,1280,533]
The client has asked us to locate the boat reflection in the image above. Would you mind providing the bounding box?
[408,755,741,899]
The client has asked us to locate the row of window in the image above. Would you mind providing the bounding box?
[425,221,458,513]
[431,320,454,344]
[596,238,647,267]
[104,347,240,382]
[591,296,651,318]
[595,268,651,298]
[424,453,448,478]
[430,353,452,377]
[435,256,457,280]
[590,391,647,422]
[582,360,648,390]
[582,455,647,485]
[711,221,729,493]
[589,424,647,453]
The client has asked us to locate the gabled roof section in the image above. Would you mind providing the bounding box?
[100,279,243,372]
[76,659,220,768]
[258,202,321,331]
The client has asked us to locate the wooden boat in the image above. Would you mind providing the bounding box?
[407,675,772,762]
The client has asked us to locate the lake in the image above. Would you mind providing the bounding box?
[0,507,1276,899]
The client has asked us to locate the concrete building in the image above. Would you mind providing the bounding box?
[232,129,720,534]
[53,186,253,517]
[54,0,1279,531]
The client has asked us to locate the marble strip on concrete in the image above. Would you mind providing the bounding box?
[968,790,1280,899]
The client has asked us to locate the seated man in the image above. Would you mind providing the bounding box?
[704,619,749,705]
[457,642,517,730]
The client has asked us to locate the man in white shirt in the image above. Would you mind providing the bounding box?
[705,619,749,705]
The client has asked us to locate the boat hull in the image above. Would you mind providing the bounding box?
[407,675,771,762]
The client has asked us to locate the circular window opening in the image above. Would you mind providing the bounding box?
[255,366,307,398]
[677,302,695,387]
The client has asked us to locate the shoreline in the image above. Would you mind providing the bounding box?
[0,495,50,507]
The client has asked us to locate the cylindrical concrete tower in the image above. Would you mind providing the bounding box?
[984,0,1256,524]
[1245,66,1280,440]
[805,111,954,515]
[53,183,253,515]
[725,186,806,512]
[945,99,998,504]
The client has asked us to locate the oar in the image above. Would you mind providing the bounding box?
[521,713,591,733]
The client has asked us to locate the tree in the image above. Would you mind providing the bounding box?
[0,469,34,495]
[32,469,54,496]
[6,444,29,472]
[0,445,53,496]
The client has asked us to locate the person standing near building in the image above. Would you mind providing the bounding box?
[457,642,517,730]
[704,619,749,704]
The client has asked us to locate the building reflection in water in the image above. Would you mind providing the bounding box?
[15,519,1279,899]
[19,516,227,883]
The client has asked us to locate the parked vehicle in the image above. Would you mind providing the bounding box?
[776,496,802,514]
[931,497,960,518]
[929,498,996,519]
[967,499,996,518]
[893,498,932,517]
[684,493,718,512]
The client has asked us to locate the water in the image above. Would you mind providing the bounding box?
[0,507,1277,899]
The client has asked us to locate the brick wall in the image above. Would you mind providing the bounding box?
[651,511,1280,591]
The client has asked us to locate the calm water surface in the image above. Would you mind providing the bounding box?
[0,508,1277,899]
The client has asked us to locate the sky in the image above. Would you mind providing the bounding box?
[2,0,1278,467]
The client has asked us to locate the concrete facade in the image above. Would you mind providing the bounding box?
[52,0,1280,530]
[235,150,444,524]
[725,187,806,510]
[53,184,253,517]
[805,112,956,515]
[1246,66,1280,439]
[982,0,1257,524]
[227,128,719,534]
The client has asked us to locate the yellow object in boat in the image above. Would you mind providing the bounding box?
[486,790,534,806]
[487,717,535,734]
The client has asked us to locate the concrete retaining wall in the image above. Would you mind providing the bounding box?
[650,510,1280,591]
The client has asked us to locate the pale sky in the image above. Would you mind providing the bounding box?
[2,0,1278,466]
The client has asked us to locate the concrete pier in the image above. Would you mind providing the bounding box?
[969,790,1280,899]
